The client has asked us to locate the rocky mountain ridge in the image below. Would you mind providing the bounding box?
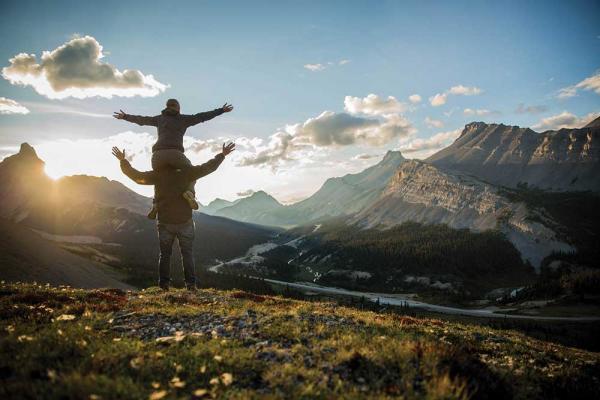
[427,120,600,191]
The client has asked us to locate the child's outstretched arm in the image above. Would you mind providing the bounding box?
[185,103,234,127]
[113,109,159,126]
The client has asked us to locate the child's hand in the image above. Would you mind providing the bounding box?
[221,103,234,113]
[221,142,235,156]
[113,109,126,119]
[111,147,127,161]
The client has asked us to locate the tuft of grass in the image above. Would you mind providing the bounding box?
[0,282,598,399]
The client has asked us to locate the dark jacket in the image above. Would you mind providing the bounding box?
[120,153,224,224]
[123,108,224,153]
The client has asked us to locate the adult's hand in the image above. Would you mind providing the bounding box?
[221,142,235,156]
[113,109,126,119]
[221,103,234,113]
[111,146,127,161]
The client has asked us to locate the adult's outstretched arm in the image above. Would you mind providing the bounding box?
[111,147,157,185]
[188,142,235,180]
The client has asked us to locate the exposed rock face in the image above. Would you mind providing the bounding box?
[426,121,600,192]
[352,160,572,268]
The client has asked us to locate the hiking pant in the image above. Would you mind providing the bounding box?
[157,219,196,288]
[151,149,196,194]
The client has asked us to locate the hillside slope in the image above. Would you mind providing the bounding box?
[0,219,133,289]
[0,283,598,399]
[211,150,406,227]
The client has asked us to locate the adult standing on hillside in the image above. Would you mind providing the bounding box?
[111,142,235,290]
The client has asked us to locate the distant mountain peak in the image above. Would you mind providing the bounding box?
[0,142,44,172]
[247,190,281,205]
[13,143,43,164]
[381,150,404,163]
[19,143,38,157]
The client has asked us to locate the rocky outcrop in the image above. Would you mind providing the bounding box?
[352,160,572,268]
[426,121,600,192]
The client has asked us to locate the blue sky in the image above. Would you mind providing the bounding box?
[0,0,599,202]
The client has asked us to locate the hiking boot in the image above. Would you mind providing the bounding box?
[182,191,199,210]
[147,205,158,220]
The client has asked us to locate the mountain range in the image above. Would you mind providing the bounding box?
[1,117,598,294]
[204,119,599,288]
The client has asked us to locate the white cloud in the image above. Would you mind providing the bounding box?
[0,97,29,114]
[399,129,461,157]
[305,60,350,71]
[557,71,600,99]
[532,111,600,131]
[408,94,422,104]
[424,116,444,128]
[344,94,407,116]
[2,35,168,99]
[448,85,482,96]
[463,108,491,116]
[303,63,326,72]
[238,110,415,169]
[429,84,483,106]
[429,93,448,106]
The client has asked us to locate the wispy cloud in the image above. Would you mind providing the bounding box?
[2,35,168,99]
[515,103,548,114]
[0,97,29,114]
[463,108,496,116]
[429,85,483,106]
[424,116,444,128]
[22,101,111,118]
[236,189,255,197]
[304,63,326,72]
[557,71,600,99]
[352,153,381,160]
[304,59,350,72]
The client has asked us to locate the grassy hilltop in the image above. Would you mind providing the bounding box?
[1,283,599,400]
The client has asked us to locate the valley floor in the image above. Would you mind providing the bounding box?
[1,283,598,399]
